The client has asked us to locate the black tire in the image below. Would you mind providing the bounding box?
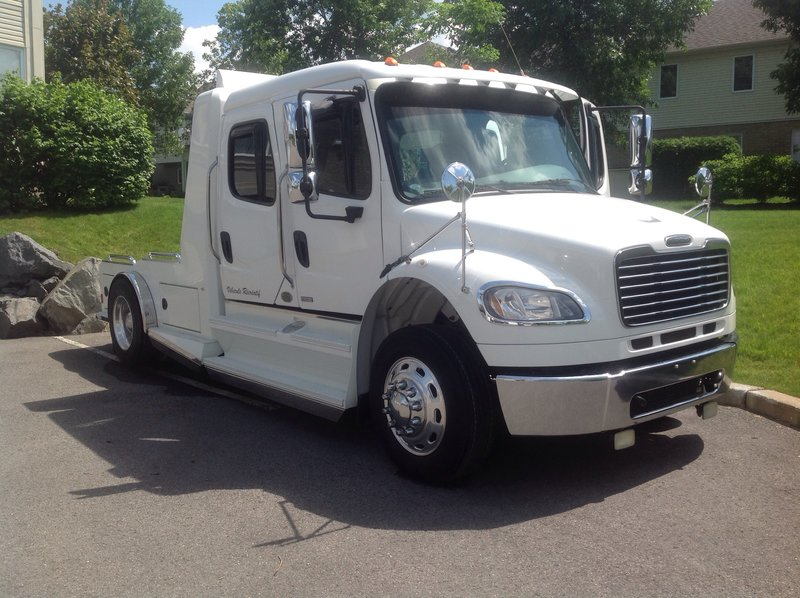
[370,325,496,483]
[108,278,153,366]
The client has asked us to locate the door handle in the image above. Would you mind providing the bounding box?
[220,231,233,263]
[293,231,310,268]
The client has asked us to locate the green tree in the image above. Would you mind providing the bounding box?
[206,0,435,75]
[433,0,712,106]
[753,0,800,114]
[44,0,140,104]
[0,75,153,213]
[103,0,197,154]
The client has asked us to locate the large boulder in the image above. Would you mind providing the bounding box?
[0,297,45,339]
[39,257,103,334]
[0,232,72,288]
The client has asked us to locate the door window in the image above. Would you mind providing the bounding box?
[312,101,371,199]
[228,121,277,204]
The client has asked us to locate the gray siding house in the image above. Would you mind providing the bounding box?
[0,0,44,82]
[647,0,799,160]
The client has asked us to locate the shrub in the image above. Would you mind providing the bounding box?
[703,153,800,202]
[0,75,153,213]
[652,135,742,199]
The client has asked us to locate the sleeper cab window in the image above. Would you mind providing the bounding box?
[659,64,677,99]
[312,101,371,199]
[228,121,277,205]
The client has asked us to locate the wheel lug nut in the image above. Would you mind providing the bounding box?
[410,401,423,412]
[404,427,415,436]
[410,416,421,426]
[396,380,407,390]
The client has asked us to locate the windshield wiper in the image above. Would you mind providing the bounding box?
[473,184,515,195]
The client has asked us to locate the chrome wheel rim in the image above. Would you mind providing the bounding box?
[381,357,446,455]
[112,296,134,351]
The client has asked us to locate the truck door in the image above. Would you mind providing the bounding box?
[280,83,384,317]
[215,116,286,306]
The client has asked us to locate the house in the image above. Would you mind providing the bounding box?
[151,103,192,197]
[647,0,799,160]
[0,0,44,82]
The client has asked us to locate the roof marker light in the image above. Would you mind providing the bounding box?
[433,60,446,68]
[385,57,398,66]
[462,64,474,70]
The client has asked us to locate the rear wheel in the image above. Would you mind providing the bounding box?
[370,325,495,483]
[108,278,153,365]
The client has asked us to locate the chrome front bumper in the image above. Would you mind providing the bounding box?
[494,339,737,436]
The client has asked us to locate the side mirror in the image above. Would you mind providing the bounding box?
[628,113,653,196]
[284,100,314,169]
[629,113,652,168]
[441,162,475,203]
[695,166,713,199]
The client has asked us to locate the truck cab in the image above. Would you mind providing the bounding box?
[101,60,736,482]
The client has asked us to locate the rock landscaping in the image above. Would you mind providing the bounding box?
[0,232,106,339]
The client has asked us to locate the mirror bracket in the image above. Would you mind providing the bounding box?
[295,85,367,223]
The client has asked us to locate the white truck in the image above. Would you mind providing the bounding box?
[100,59,736,482]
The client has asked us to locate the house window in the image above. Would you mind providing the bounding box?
[733,55,754,92]
[659,64,678,98]
[0,45,24,79]
[228,121,276,205]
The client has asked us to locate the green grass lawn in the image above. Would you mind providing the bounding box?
[647,199,800,397]
[1,195,798,397]
[0,196,182,264]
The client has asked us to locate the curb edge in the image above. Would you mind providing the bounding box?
[719,383,800,430]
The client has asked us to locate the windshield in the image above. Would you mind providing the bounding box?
[376,82,595,202]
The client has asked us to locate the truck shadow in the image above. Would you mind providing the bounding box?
[26,345,704,533]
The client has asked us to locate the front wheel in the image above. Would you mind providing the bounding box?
[108,278,153,366]
[370,325,495,483]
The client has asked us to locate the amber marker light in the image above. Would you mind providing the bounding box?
[488,68,499,73]
[462,64,474,70]
[433,60,446,68]
[384,56,399,66]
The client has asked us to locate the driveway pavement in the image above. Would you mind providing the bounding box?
[1,334,798,596]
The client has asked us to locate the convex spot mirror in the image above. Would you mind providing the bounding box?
[288,171,318,204]
[695,166,713,199]
[441,162,475,203]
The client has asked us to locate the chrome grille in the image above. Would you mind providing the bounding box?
[616,247,730,327]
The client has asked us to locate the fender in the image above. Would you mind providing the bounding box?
[111,271,158,332]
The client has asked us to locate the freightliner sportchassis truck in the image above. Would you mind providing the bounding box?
[100,59,736,483]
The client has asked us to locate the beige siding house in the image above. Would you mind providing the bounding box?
[647,0,800,159]
[0,0,44,82]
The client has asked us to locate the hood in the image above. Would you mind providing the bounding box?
[400,193,729,291]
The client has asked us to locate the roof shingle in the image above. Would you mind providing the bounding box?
[673,0,787,52]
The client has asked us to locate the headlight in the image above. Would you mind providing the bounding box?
[478,284,589,324]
